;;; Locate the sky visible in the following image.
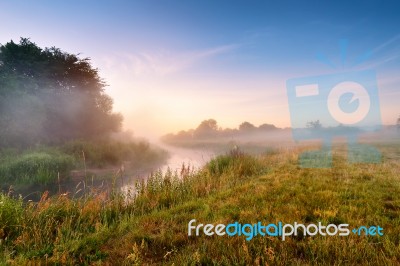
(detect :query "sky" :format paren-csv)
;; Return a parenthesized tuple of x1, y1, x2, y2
(1, 0, 400, 138)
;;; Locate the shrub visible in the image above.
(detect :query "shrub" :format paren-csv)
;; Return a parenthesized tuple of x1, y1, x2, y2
(62, 139, 168, 168)
(206, 148, 263, 177)
(0, 151, 74, 185)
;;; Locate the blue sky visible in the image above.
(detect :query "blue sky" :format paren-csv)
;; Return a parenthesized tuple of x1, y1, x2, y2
(1, 0, 399, 137)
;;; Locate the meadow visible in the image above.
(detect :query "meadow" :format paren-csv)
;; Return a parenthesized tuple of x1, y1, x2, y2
(0, 142, 399, 265)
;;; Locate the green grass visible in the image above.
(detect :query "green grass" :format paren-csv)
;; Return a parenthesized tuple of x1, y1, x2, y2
(62, 139, 168, 168)
(0, 144, 400, 265)
(0, 150, 74, 186)
(0, 139, 168, 188)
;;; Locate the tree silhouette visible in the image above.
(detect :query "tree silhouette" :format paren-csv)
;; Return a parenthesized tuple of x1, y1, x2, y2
(0, 38, 122, 147)
(194, 119, 219, 138)
(258, 123, 277, 131)
(239, 121, 256, 132)
(306, 120, 322, 129)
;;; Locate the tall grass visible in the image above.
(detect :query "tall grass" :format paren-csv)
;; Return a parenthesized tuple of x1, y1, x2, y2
(62, 139, 168, 168)
(0, 145, 400, 265)
(0, 139, 168, 188)
(0, 151, 74, 186)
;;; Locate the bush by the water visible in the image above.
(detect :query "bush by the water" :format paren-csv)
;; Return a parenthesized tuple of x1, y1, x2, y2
(0, 151, 74, 186)
(0, 139, 168, 188)
(206, 148, 263, 177)
(62, 139, 168, 168)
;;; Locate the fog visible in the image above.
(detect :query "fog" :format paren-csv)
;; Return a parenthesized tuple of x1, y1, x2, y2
(0, 89, 122, 148)
(156, 122, 399, 168)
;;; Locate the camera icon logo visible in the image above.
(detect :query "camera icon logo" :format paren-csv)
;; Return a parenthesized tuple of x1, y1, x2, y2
(287, 69, 382, 168)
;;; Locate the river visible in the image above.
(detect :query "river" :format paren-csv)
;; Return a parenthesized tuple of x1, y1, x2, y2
(12, 144, 215, 201)
(119, 143, 215, 194)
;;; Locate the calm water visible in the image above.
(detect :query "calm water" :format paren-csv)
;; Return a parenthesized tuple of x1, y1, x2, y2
(120, 144, 214, 194)
(10, 144, 215, 201)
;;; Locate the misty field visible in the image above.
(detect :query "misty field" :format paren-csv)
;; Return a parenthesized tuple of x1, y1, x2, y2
(0, 142, 400, 265)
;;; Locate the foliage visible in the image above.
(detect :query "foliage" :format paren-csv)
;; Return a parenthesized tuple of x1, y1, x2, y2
(239, 121, 257, 131)
(0, 38, 122, 148)
(193, 119, 219, 138)
(161, 118, 280, 143)
(62, 139, 168, 168)
(0, 151, 74, 186)
(0, 194, 24, 243)
(0, 140, 169, 187)
(397, 115, 400, 131)
(306, 119, 322, 129)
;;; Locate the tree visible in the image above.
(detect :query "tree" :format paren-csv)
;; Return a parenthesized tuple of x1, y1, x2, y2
(306, 120, 322, 130)
(397, 115, 400, 132)
(0, 38, 122, 147)
(239, 121, 256, 132)
(258, 123, 277, 131)
(193, 119, 219, 138)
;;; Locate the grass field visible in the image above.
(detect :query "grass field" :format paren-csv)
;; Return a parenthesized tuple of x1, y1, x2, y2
(0, 142, 399, 265)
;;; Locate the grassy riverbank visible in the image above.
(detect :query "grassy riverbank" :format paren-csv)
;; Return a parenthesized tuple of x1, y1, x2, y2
(0, 139, 168, 190)
(1, 144, 400, 265)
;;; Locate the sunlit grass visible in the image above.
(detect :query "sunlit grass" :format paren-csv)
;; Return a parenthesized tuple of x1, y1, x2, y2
(0, 144, 399, 265)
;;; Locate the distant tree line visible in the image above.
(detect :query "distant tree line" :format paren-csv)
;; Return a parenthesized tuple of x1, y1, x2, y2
(161, 119, 280, 142)
(0, 38, 122, 148)
(397, 115, 400, 131)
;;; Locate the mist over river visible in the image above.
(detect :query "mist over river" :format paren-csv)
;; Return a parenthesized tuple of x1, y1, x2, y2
(11, 143, 215, 201)
(119, 143, 215, 194)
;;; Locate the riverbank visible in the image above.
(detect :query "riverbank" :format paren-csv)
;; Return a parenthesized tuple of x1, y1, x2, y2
(1, 143, 399, 264)
(0, 139, 169, 201)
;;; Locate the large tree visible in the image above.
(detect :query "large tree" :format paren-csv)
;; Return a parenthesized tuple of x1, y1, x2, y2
(193, 119, 219, 138)
(239, 121, 256, 132)
(0, 38, 122, 147)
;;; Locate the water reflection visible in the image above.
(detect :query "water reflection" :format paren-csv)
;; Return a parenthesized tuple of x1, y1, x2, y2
(8, 145, 215, 201)
(120, 144, 214, 194)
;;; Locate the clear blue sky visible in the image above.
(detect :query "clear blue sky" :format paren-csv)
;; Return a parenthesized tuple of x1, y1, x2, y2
(1, 0, 399, 137)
